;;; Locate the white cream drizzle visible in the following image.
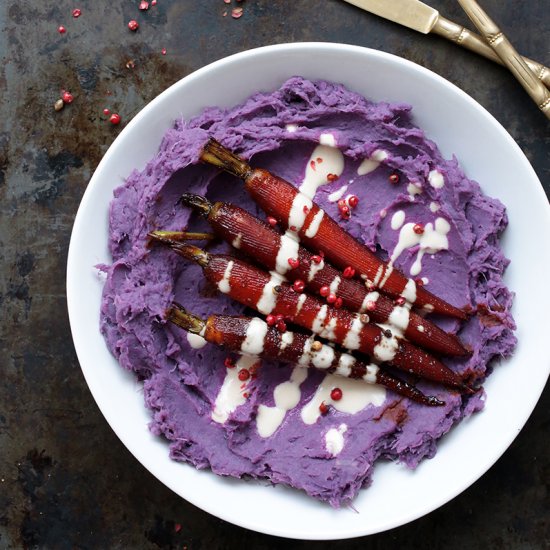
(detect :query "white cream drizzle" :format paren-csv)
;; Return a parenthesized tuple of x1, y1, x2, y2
(328, 185, 348, 202)
(430, 201, 440, 212)
(325, 424, 348, 456)
(301, 374, 386, 425)
(256, 271, 284, 315)
(428, 169, 445, 189)
(288, 193, 313, 232)
(275, 230, 300, 274)
(387, 305, 410, 336)
(299, 134, 344, 200)
(241, 318, 268, 355)
(373, 324, 399, 362)
(357, 149, 388, 176)
(186, 333, 207, 349)
(401, 279, 418, 303)
(363, 364, 379, 384)
(211, 355, 258, 424)
(311, 344, 335, 370)
(295, 293, 307, 315)
(307, 258, 325, 282)
(319, 317, 338, 341)
(379, 264, 393, 288)
(335, 353, 355, 377)
(329, 275, 341, 295)
(372, 265, 384, 287)
(312, 305, 329, 333)
(232, 233, 243, 249)
(305, 210, 324, 238)
(407, 182, 422, 198)
(359, 291, 380, 313)
(389, 218, 451, 277)
(285, 123, 298, 133)
(391, 210, 405, 230)
(256, 366, 308, 438)
(298, 337, 313, 366)
(319, 133, 337, 147)
(384, 280, 416, 336)
(342, 315, 364, 351)
(217, 260, 234, 293)
(280, 331, 294, 350)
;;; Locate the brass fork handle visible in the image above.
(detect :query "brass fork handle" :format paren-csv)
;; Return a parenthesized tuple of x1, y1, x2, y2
(433, 16, 550, 89)
(457, 0, 550, 120)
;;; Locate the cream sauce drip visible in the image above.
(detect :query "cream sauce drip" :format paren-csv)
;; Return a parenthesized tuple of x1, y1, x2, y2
(428, 169, 445, 189)
(301, 374, 386, 425)
(357, 149, 388, 176)
(407, 182, 423, 199)
(256, 366, 309, 438)
(328, 185, 348, 203)
(307, 258, 325, 282)
(211, 355, 259, 424)
(256, 271, 284, 315)
(241, 318, 268, 355)
(275, 230, 300, 274)
(342, 315, 364, 351)
(325, 424, 348, 456)
(359, 291, 380, 313)
(186, 333, 207, 349)
(232, 233, 243, 249)
(391, 210, 405, 230)
(373, 324, 399, 362)
(299, 134, 344, 200)
(295, 293, 307, 315)
(390, 217, 451, 277)
(305, 209, 324, 238)
(217, 260, 234, 293)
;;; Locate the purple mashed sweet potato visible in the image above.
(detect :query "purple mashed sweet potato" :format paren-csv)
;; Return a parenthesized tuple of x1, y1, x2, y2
(99, 77, 516, 507)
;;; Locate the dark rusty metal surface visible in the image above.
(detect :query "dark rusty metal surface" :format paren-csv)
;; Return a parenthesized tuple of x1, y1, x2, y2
(0, 0, 548, 547)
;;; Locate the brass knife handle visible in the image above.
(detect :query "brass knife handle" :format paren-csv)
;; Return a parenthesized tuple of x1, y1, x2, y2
(432, 16, 550, 89)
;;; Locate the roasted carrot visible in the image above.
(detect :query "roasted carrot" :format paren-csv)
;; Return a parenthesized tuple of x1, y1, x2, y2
(168, 303, 445, 406)
(150, 237, 469, 391)
(174, 194, 467, 356)
(200, 139, 466, 320)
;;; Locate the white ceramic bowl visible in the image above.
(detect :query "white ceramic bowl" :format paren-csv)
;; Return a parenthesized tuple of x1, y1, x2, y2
(66, 43, 550, 540)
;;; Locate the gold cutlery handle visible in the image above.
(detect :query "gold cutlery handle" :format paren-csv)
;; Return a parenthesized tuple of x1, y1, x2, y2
(433, 16, 550, 89)
(456, 0, 550, 120)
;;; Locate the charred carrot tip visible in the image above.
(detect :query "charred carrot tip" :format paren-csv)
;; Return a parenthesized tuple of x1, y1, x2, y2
(167, 303, 206, 335)
(179, 194, 213, 216)
(426, 396, 445, 407)
(171, 243, 210, 267)
(148, 230, 214, 243)
(460, 383, 477, 395)
(200, 139, 251, 179)
(150, 237, 210, 267)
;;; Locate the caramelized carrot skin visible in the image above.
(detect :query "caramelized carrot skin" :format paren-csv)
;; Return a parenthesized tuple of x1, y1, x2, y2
(209, 202, 280, 270)
(200, 253, 465, 389)
(244, 168, 466, 320)
(202, 314, 444, 406)
(206, 201, 467, 356)
(204, 254, 381, 351)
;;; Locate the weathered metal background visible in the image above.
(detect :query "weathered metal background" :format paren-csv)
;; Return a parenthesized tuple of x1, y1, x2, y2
(0, 1, 548, 547)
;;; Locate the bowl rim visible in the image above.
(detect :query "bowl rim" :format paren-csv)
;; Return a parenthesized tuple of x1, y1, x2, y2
(66, 41, 550, 540)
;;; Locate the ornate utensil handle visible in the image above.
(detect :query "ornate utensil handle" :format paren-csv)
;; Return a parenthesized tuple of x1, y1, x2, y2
(433, 15, 550, 90)
(455, 0, 550, 119)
